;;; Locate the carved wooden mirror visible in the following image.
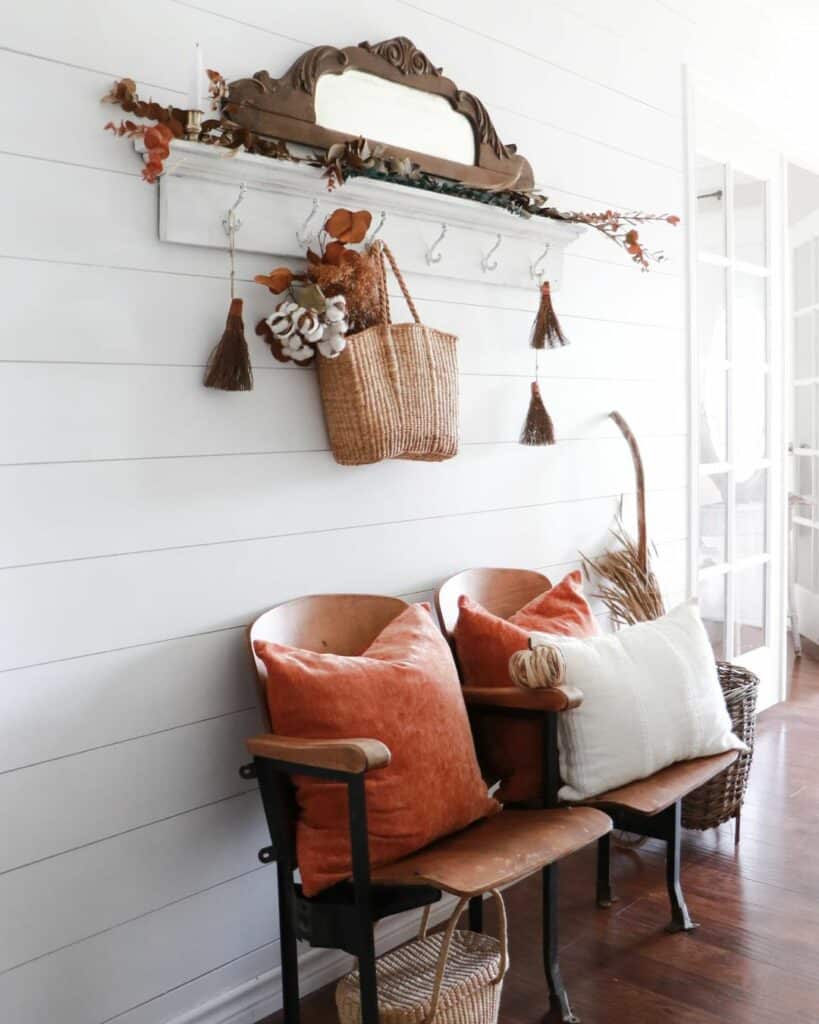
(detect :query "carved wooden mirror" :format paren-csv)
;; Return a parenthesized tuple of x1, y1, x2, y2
(224, 37, 534, 189)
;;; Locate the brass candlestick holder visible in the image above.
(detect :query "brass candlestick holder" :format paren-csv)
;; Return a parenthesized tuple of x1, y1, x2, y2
(185, 109, 203, 141)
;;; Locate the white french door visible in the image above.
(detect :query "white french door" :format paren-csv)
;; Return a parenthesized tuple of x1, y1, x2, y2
(790, 201, 819, 643)
(687, 80, 786, 711)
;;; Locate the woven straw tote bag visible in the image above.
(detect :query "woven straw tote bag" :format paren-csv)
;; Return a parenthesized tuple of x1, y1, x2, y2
(336, 890, 508, 1024)
(317, 241, 459, 466)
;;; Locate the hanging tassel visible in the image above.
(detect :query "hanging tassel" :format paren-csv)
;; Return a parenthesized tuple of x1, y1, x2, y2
(204, 298, 253, 391)
(530, 281, 568, 350)
(520, 380, 555, 446)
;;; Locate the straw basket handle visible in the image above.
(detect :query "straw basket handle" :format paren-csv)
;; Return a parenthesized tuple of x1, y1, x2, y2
(418, 889, 508, 1023)
(373, 240, 423, 327)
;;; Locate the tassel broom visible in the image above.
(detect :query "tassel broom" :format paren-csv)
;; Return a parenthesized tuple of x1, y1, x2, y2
(520, 380, 555, 445)
(204, 297, 253, 391)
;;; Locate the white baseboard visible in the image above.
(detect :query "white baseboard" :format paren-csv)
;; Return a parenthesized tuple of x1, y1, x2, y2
(166, 895, 460, 1024)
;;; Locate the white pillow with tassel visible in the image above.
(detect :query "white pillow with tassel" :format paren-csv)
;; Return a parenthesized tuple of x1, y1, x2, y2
(510, 600, 747, 802)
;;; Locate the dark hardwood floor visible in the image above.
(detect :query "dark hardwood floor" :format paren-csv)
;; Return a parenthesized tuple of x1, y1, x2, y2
(262, 646, 819, 1023)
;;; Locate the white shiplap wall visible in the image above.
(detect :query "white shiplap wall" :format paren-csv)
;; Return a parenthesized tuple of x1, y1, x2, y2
(0, 0, 719, 1021)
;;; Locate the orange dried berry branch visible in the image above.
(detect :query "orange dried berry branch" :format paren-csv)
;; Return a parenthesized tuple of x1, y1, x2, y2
(557, 210, 681, 270)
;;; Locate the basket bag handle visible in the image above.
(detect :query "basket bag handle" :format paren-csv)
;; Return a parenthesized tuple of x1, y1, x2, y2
(372, 240, 423, 327)
(418, 889, 508, 1023)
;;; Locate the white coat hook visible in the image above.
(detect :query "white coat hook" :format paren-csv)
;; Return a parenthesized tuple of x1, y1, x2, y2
(296, 198, 320, 247)
(481, 233, 502, 273)
(367, 210, 387, 245)
(425, 223, 448, 265)
(222, 182, 247, 235)
(530, 242, 551, 282)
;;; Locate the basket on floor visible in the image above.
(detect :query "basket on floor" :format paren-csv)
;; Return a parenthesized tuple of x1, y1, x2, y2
(336, 890, 508, 1024)
(317, 241, 458, 467)
(682, 661, 759, 831)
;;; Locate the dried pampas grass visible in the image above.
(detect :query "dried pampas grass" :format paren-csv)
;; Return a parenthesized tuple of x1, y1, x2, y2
(581, 518, 665, 628)
(581, 412, 665, 628)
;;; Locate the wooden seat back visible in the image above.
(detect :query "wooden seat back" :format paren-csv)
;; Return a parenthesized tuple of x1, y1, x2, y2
(435, 567, 552, 646)
(248, 594, 409, 729)
(244, 593, 407, 729)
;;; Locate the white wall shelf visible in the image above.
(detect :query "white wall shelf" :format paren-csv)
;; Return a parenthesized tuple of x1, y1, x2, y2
(138, 140, 584, 291)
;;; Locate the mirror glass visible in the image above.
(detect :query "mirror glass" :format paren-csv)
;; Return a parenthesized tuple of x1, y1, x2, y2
(314, 69, 476, 165)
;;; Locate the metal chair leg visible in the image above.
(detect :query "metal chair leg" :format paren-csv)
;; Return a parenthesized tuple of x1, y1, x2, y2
(664, 800, 699, 933)
(734, 807, 742, 846)
(469, 894, 484, 932)
(543, 864, 580, 1024)
(595, 833, 618, 908)
(276, 858, 301, 1023)
(348, 776, 379, 1024)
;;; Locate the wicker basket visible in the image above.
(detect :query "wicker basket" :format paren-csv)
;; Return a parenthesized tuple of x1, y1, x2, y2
(682, 661, 759, 831)
(336, 891, 508, 1024)
(317, 241, 458, 466)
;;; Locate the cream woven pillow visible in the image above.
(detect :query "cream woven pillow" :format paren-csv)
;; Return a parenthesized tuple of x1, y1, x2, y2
(521, 601, 746, 802)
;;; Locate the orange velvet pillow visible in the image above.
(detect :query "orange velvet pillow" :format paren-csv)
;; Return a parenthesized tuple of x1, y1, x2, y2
(453, 571, 598, 805)
(254, 603, 498, 897)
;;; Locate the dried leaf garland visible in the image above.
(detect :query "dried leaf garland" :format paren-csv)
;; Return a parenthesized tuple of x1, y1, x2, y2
(102, 75, 678, 269)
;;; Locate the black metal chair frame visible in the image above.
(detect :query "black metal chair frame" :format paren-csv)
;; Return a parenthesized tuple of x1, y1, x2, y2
(594, 801, 697, 933)
(471, 704, 699, 936)
(242, 707, 584, 1024)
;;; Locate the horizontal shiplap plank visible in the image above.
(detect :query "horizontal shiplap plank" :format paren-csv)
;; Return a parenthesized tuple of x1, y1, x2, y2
(0, 362, 685, 464)
(0, 710, 259, 872)
(1, 488, 686, 671)
(1, 435, 687, 568)
(0, 257, 683, 372)
(0, 791, 268, 973)
(0, 868, 277, 1024)
(0, 628, 252, 773)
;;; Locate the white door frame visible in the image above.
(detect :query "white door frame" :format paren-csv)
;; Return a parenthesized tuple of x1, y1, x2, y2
(684, 66, 788, 711)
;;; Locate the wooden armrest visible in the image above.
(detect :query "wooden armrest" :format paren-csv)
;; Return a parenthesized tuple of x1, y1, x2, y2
(461, 685, 583, 713)
(246, 735, 391, 774)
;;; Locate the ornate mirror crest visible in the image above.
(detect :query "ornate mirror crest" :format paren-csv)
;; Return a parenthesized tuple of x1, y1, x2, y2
(224, 36, 534, 190)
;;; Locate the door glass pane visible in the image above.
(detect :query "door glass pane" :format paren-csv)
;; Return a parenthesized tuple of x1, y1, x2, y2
(734, 368, 768, 468)
(796, 523, 813, 588)
(735, 467, 767, 559)
(733, 171, 766, 266)
(734, 563, 767, 654)
(696, 158, 726, 256)
(699, 573, 727, 660)
(795, 314, 813, 379)
(697, 263, 727, 364)
(795, 455, 813, 504)
(700, 368, 727, 464)
(700, 473, 728, 567)
(794, 241, 813, 310)
(814, 310, 819, 376)
(795, 384, 813, 449)
(734, 273, 767, 365)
